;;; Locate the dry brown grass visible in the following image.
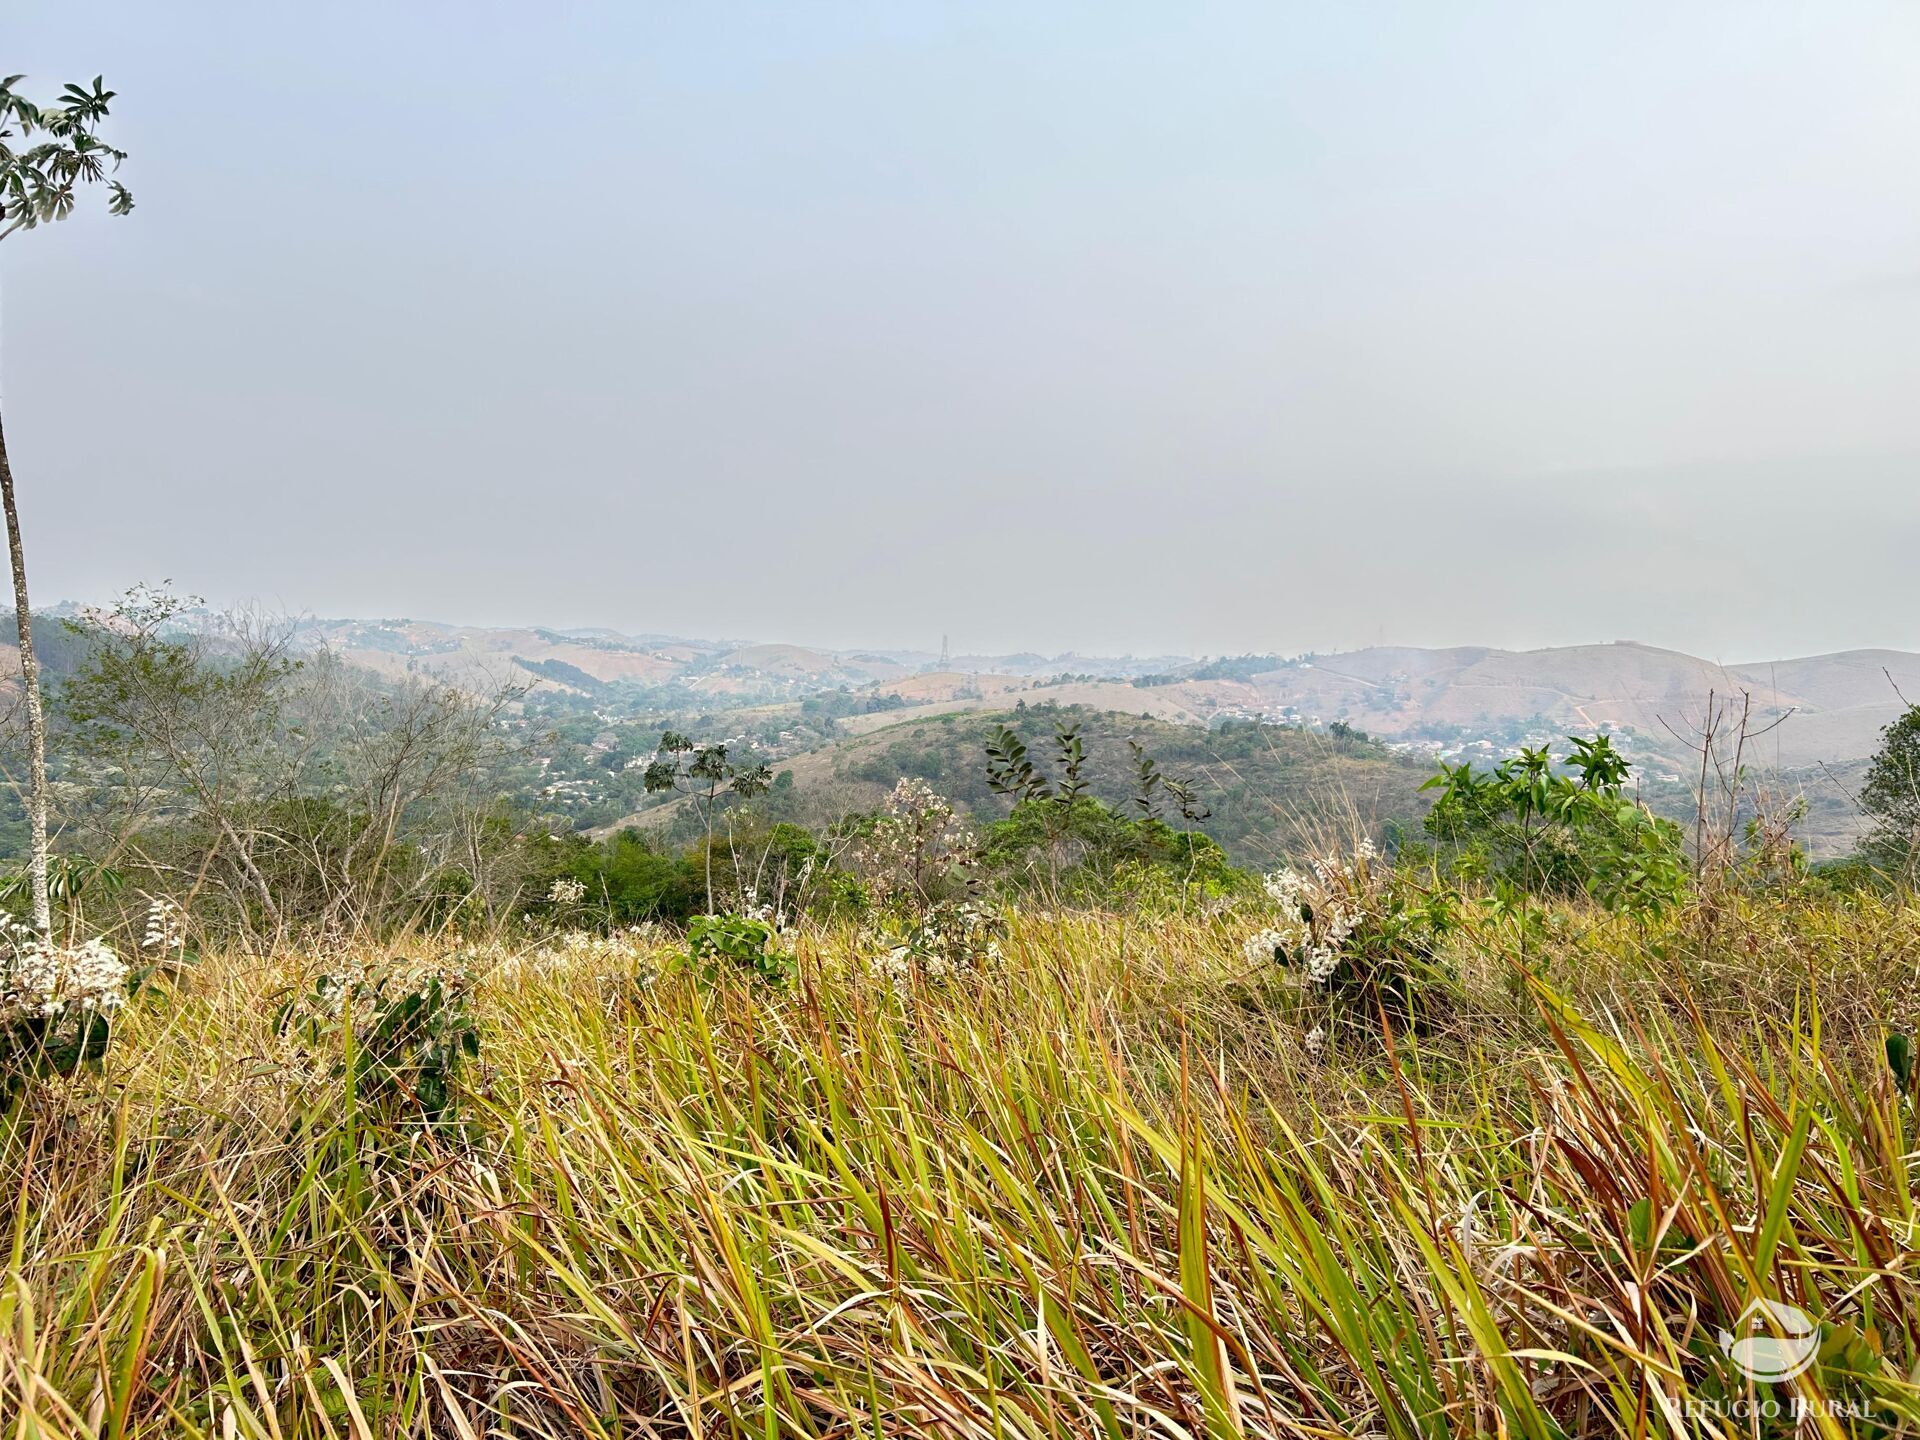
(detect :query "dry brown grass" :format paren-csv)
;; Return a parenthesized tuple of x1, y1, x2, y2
(4, 896, 1918, 1437)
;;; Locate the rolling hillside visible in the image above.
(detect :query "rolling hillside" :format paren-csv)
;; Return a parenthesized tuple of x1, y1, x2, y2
(1152, 641, 1920, 770)
(5, 609, 1900, 858)
(284, 621, 1919, 774)
(597, 705, 1440, 867)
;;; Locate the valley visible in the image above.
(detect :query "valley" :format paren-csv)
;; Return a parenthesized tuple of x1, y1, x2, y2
(274, 616, 1900, 858)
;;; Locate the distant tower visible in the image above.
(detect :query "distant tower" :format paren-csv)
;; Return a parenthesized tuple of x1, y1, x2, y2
(940, 634, 950, 668)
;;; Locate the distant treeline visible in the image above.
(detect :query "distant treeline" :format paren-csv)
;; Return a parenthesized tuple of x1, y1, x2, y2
(1133, 654, 1288, 686)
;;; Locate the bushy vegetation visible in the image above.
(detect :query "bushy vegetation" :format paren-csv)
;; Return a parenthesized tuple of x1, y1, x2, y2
(1420, 733, 1690, 916)
(7, 582, 1920, 1436)
(1861, 705, 1920, 881)
(8, 56, 1915, 1436)
(830, 704, 1432, 863)
(6, 877, 1920, 1436)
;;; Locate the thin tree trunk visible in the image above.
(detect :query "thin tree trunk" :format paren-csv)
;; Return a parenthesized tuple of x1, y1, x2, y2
(203, 806, 281, 944)
(0, 408, 52, 940)
(702, 790, 716, 914)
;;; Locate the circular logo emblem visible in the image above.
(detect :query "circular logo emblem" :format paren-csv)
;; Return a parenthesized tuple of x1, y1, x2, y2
(1718, 1299, 1819, 1383)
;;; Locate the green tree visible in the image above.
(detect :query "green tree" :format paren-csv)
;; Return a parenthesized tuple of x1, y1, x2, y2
(0, 75, 132, 939)
(642, 732, 772, 912)
(1421, 734, 1687, 917)
(1861, 706, 1920, 878)
(983, 723, 1233, 902)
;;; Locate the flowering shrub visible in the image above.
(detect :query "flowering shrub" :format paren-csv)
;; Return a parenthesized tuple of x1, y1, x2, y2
(846, 783, 1005, 991)
(0, 919, 130, 1091)
(1243, 841, 1380, 980)
(849, 779, 980, 910)
(141, 895, 187, 956)
(508, 925, 665, 979)
(866, 899, 1005, 992)
(1244, 840, 1453, 1049)
(547, 876, 588, 907)
(273, 961, 479, 1127)
(684, 910, 794, 988)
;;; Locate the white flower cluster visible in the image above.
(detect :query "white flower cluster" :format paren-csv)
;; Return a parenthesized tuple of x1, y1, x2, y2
(311, 960, 369, 1017)
(867, 947, 915, 992)
(737, 887, 789, 934)
(547, 877, 588, 906)
(867, 900, 1003, 993)
(1242, 927, 1290, 965)
(0, 920, 129, 1024)
(68, 940, 131, 1013)
(854, 779, 978, 905)
(142, 895, 187, 953)
(499, 925, 667, 981)
(1250, 838, 1381, 988)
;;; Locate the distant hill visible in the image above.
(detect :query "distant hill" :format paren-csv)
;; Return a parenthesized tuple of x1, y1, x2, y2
(246, 624, 1920, 860)
(16, 609, 1895, 857)
(597, 705, 1440, 868)
(274, 622, 1919, 772)
(1150, 641, 1920, 770)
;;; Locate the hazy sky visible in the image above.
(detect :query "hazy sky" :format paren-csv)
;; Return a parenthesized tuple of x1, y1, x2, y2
(5, 3, 1918, 660)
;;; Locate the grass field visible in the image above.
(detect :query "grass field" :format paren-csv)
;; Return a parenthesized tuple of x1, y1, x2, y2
(5, 897, 1920, 1438)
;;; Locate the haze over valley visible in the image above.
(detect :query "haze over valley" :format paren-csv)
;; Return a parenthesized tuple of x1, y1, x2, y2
(77, 607, 1901, 859)
(7, 6, 1920, 1433)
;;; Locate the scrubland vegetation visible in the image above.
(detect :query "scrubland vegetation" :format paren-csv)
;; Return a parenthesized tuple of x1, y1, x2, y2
(7, 875, 1920, 1438)
(6, 665, 1920, 1437)
(11, 66, 1920, 1440)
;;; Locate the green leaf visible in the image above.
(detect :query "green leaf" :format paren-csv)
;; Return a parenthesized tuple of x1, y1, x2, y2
(1887, 1032, 1914, 1090)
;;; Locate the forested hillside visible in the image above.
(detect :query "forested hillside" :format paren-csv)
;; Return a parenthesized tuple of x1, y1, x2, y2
(616, 704, 1437, 866)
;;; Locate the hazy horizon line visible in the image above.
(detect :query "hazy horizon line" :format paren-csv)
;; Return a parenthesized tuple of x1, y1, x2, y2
(17, 595, 1914, 674)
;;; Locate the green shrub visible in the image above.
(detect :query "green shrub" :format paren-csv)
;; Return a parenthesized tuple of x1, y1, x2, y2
(1422, 735, 1687, 917)
(1244, 841, 1456, 1049)
(865, 898, 1005, 991)
(684, 913, 794, 988)
(274, 961, 480, 1128)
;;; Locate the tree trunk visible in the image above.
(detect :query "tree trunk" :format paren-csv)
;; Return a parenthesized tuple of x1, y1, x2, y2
(0, 408, 52, 940)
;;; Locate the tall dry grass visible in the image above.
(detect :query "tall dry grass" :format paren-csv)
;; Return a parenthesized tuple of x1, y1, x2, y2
(4, 898, 1918, 1437)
